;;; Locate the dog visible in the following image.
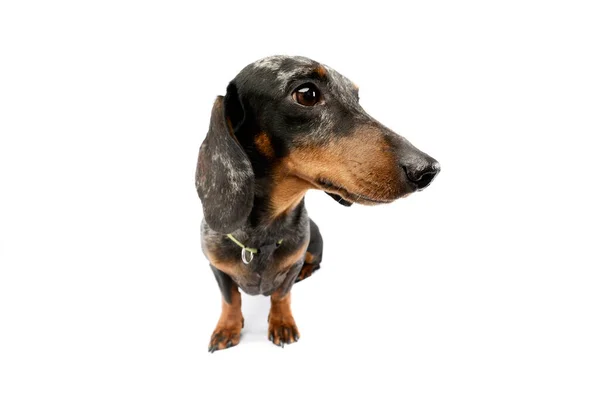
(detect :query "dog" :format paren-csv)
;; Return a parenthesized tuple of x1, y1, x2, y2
(196, 56, 440, 352)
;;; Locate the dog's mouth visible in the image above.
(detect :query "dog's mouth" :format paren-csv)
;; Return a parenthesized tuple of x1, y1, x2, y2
(325, 192, 354, 207)
(318, 178, 394, 207)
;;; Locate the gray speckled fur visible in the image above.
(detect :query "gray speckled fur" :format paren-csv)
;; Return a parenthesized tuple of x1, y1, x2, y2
(195, 97, 255, 234)
(246, 56, 366, 142)
(196, 55, 439, 299)
(200, 208, 310, 296)
(196, 56, 373, 296)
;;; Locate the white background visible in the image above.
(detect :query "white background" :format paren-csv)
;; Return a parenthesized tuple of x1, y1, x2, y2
(1, 1, 599, 399)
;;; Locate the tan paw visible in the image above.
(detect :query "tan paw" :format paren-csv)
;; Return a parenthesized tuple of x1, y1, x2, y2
(208, 326, 241, 353)
(268, 318, 300, 347)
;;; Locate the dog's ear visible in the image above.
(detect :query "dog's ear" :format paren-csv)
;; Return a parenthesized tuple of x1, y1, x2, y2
(196, 91, 254, 233)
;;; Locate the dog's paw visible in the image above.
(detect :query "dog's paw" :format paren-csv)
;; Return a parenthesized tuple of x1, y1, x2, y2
(268, 318, 300, 347)
(295, 263, 320, 283)
(208, 326, 241, 353)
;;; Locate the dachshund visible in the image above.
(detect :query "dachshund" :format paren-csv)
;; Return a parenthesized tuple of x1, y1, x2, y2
(196, 56, 440, 352)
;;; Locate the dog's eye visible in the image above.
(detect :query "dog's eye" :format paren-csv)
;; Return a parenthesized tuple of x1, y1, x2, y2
(292, 83, 320, 107)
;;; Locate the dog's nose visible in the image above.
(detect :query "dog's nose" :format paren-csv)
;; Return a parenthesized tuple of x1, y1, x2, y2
(404, 160, 440, 190)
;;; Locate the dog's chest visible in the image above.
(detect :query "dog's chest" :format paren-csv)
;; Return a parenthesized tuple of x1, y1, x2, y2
(229, 253, 298, 295)
(209, 240, 309, 296)
(201, 219, 310, 296)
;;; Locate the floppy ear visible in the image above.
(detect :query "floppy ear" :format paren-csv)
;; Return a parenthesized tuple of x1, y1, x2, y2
(196, 94, 254, 233)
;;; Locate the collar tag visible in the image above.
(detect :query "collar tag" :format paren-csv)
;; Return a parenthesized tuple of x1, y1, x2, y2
(241, 247, 254, 264)
(226, 233, 283, 265)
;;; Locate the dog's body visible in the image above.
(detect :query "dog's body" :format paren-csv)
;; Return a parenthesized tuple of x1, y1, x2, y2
(196, 56, 439, 351)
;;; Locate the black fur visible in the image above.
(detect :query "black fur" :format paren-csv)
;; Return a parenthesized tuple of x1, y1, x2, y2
(210, 264, 233, 304)
(307, 219, 324, 266)
(196, 56, 440, 349)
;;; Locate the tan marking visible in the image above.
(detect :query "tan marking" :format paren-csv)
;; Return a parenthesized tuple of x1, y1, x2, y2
(255, 132, 275, 158)
(268, 291, 299, 345)
(296, 262, 316, 282)
(267, 128, 399, 219)
(284, 128, 402, 203)
(315, 65, 327, 77)
(304, 251, 315, 264)
(209, 284, 243, 351)
(268, 165, 317, 219)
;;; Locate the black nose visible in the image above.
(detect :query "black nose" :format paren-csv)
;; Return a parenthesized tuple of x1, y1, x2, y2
(404, 161, 440, 190)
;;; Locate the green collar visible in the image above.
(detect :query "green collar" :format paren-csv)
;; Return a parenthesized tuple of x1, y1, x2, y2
(226, 233, 283, 264)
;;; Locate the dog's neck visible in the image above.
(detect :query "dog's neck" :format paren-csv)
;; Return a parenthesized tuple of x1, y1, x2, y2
(220, 174, 308, 249)
(235, 130, 314, 233)
(249, 172, 312, 227)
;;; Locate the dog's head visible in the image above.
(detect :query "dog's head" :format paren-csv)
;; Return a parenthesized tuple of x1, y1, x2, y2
(197, 56, 440, 232)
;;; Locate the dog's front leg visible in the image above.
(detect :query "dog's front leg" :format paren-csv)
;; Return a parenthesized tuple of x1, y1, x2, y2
(268, 261, 303, 347)
(208, 265, 244, 352)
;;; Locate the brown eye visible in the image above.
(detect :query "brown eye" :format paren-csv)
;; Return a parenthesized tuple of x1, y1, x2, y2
(292, 83, 320, 106)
